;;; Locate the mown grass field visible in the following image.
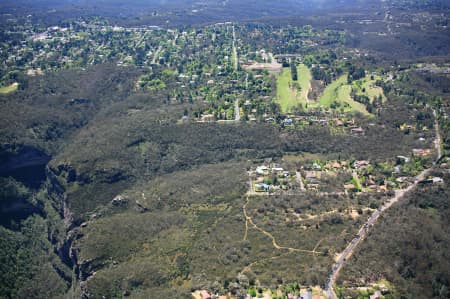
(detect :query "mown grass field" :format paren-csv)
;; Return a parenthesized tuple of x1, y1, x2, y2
(276, 64, 312, 113)
(0, 83, 18, 94)
(318, 75, 369, 115)
(352, 75, 386, 102)
(297, 64, 312, 103)
(277, 68, 380, 115)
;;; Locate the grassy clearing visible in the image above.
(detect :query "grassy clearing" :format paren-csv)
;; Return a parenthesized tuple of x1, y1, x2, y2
(318, 75, 369, 115)
(276, 64, 312, 113)
(352, 75, 386, 102)
(0, 82, 18, 94)
(297, 64, 312, 103)
(277, 70, 370, 115)
(277, 67, 297, 112)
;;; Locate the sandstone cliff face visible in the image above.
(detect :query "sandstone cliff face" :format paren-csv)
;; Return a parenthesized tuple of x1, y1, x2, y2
(46, 162, 92, 295)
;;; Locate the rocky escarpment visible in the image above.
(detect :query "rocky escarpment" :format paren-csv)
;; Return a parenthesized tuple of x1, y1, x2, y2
(46, 161, 132, 297)
(1, 143, 134, 296)
(0, 144, 80, 292)
(46, 163, 86, 294)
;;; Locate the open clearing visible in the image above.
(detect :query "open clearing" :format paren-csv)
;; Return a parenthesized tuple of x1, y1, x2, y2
(0, 82, 18, 94)
(297, 64, 312, 104)
(318, 75, 369, 115)
(277, 69, 375, 115)
(276, 64, 312, 113)
(352, 75, 386, 102)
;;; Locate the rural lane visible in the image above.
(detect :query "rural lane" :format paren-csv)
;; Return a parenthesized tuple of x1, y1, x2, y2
(325, 110, 442, 299)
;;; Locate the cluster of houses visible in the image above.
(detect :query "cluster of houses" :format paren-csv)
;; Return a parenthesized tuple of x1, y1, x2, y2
(304, 156, 446, 192)
(254, 165, 292, 192)
(369, 290, 383, 299)
(266, 116, 366, 135)
(250, 156, 435, 194)
(419, 176, 444, 185)
(193, 288, 319, 299)
(287, 289, 315, 299)
(304, 160, 369, 192)
(197, 109, 368, 136)
(412, 148, 432, 157)
(193, 290, 227, 299)
(251, 159, 374, 194)
(439, 156, 450, 169)
(251, 160, 346, 193)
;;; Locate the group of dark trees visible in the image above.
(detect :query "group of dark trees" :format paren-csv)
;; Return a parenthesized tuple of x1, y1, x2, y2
(311, 66, 333, 84)
(291, 61, 298, 81)
(347, 65, 366, 83)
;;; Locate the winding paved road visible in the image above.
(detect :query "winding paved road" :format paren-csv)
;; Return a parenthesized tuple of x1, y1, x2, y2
(235, 99, 241, 121)
(325, 110, 442, 299)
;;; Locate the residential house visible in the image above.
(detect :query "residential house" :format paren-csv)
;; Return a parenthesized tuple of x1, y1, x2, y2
(351, 127, 365, 135)
(335, 119, 344, 126)
(287, 289, 312, 299)
(255, 183, 270, 192)
(430, 177, 444, 184)
(300, 288, 313, 299)
(365, 175, 376, 186)
(395, 177, 410, 183)
(308, 183, 320, 191)
(312, 162, 322, 170)
(354, 160, 370, 169)
(396, 155, 410, 163)
(200, 290, 212, 299)
(345, 119, 355, 126)
(344, 184, 356, 191)
(319, 119, 328, 126)
(368, 184, 378, 190)
(412, 148, 432, 157)
(256, 165, 269, 175)
(201, 114, 216, 122)
(331, 162, 341, 170)
(284, 118, 293, 125)
(378, 185, 388, 192)
(369, 290, 382, 299)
